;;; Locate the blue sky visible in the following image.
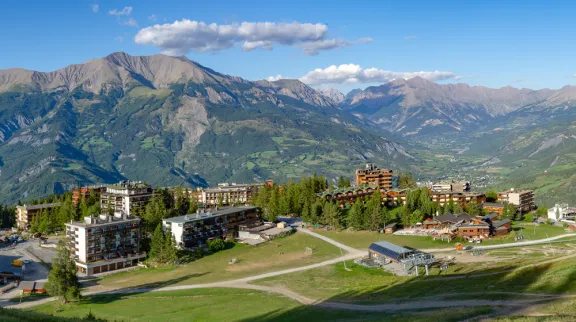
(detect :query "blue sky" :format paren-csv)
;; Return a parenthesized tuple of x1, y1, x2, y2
(2, 0, 576, 93)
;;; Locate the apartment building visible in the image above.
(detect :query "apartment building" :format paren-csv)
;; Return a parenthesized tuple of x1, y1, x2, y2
(430, 192, 486, 207)
(201, 183, 265, 205)
(498, 189, 535, 213)
(355, 164, 394, 191)
(431, 181, 470, 193)
(162, 206, 261, 249)
(72, 185, 107, 206)
(65, 213, 145, 275)
(100, 181, 153, 216)
(16, 203, 61, 230)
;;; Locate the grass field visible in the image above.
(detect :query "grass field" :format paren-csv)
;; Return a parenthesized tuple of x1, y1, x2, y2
(255, 244, 576, 303)
(100, 232, 340, 289)
(28, 288, 494, 322)
(314, 222, 571, 250)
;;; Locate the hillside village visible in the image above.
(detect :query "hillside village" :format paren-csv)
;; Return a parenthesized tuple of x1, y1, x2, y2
(2, 164, 574, 277)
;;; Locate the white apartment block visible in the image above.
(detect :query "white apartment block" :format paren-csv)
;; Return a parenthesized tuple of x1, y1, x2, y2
(201, 183, 264, 205)
(100, 181, 153, 216)
(65, 213, 145, 275)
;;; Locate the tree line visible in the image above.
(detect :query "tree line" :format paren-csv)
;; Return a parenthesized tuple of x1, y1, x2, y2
(251, 176, 525, 231)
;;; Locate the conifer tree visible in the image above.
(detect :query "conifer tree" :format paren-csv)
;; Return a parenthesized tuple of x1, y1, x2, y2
(46, 239, 81, 304)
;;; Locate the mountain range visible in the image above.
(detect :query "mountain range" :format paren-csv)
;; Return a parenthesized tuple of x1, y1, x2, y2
(340, 77, 576, 136)
(0, 52, 412, 203)
(2, 52, 576, 205)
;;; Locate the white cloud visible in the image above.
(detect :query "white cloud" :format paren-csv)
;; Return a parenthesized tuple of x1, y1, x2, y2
(404, 35, 417, 40)
(299, 64, 456, 85)
(134, 20, 368, 55)
(91, 4, 99, 13)
(109, 6, 132, 16)
(296, 38, 372, 56)
(242, 40, 274, 52)
(124, 18, 138, 28)
(114, 36, 124, 42)
(148, 14, 157, 22)
(266, 74, 283, 82)
(513, 78, 526, 83)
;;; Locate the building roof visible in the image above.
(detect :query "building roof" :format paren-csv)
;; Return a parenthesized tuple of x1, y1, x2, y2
(435, 213, 473, 223)
(18, 281, 35, 291)
(320, 185, 375, 197)
(164, 206, 258, 224)
(369, 241, 413, 260)
(106, 181, 152, 189)
(458, 223, 490, 228)
(17, 203, 61, 211)
(492, 219, 512, 228)
(65, 214, 140, 228)
(385, 223, 397, 228)
(481, 214, 499, 220)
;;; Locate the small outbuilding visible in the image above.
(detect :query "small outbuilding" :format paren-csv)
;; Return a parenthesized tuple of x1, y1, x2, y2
(384, 223, 397, 234)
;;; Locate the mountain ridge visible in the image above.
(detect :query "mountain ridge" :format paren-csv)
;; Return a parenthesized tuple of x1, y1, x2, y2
(0, 52, 414, 203)
(343, 76, 576, 136)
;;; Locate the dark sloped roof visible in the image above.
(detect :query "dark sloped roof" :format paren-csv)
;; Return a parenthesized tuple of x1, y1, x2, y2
(369, 241, 413, 260)
(492, 219, 511, 228)
(482, 214, 499, 220)
(435, 213, 473, 223)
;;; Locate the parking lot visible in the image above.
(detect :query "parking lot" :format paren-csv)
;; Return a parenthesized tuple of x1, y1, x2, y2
(0, 241, 50, 282)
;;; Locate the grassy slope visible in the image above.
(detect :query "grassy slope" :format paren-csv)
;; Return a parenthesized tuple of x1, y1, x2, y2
(99, 232, 340, 289)
(255, 243, 576, 303)
(28, 288, 494, 322)
(313, 223, 570, 250)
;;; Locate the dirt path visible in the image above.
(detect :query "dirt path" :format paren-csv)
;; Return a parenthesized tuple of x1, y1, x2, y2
(424, 234, 576, 253)
(295, 227, 364, 255)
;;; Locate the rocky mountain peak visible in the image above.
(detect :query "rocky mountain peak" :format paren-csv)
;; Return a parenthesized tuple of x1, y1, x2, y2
(320, 88, 346, 104)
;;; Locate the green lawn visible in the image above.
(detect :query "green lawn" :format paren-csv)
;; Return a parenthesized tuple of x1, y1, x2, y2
(314, 223, 572, 250)
(100, 232, 340, 289)
(255, 251, 576, 304)
(28, 288, 494, 322)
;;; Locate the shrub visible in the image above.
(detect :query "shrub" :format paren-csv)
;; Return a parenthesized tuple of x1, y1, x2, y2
(208, 238, 226, 253)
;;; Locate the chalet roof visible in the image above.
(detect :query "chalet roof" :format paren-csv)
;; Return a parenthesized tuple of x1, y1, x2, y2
(320, 185, 375, 197)
(481, 214, 499, 220)
(385, 223, 397, 228)
(492, 219, 512, 228)
(435, 213, 473, 223)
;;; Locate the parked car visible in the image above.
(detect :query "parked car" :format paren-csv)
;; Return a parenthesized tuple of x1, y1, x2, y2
(11, 260, 23, 267)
